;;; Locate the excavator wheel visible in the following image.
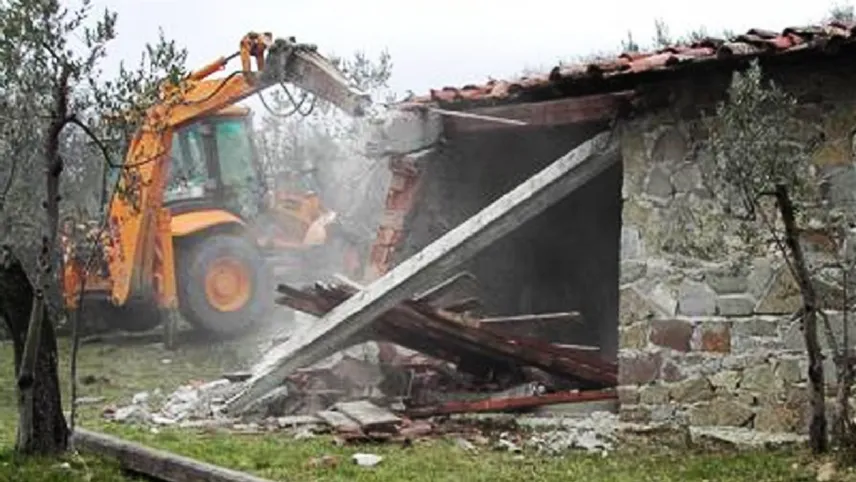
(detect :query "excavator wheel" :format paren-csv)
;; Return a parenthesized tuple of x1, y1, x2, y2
(176, 233, 273, 338)
(78, 294, 163, 334)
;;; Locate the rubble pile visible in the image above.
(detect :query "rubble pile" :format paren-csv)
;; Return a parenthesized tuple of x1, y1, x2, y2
(525, 411, 619, 454)
(104, 272, 629, 452)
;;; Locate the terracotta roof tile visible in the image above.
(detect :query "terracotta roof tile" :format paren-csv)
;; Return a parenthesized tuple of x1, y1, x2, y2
(406, 20, 856, 109)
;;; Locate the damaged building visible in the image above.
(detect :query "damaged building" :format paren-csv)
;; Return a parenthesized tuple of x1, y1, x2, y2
(345, 22, 856, 434)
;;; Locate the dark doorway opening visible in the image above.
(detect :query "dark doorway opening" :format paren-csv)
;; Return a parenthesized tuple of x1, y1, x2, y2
(395, 121, 623, 363)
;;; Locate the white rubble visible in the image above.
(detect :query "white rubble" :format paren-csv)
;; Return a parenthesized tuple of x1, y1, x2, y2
(689, 426, 808, 448)
(352, 453, 383, 467)
(524, 411, 619, 455)
(108, 379, 244, 426)
(113, 404, 150, 424)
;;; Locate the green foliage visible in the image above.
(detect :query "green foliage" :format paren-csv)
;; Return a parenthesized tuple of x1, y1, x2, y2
(828, 3, 856, 22)
(652, 19, 673, 48)
(619, 19, 734, 55)
(0, 0, 188, 227)
(621, 31, 640, 53)
(330, 49, 393, 93)
(87, 27, 188, 153)
(703, 60, 816, 217)
(0, 0, 116, 266)
(83, 29, 188, 214)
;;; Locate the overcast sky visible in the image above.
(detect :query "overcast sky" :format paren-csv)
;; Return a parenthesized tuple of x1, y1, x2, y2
(87, 0, 837, 97)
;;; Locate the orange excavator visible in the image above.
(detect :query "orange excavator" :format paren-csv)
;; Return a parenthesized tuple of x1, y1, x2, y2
(60, 32, 371, 337)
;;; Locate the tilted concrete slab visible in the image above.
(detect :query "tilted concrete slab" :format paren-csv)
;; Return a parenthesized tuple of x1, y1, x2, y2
(222, 129, 621, 415)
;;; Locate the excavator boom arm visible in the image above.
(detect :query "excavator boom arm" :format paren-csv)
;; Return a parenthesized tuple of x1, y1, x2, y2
(102, 33, 370, 306)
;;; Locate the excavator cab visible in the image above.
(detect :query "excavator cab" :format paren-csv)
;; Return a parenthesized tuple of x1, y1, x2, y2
(164, 106, 265, 220)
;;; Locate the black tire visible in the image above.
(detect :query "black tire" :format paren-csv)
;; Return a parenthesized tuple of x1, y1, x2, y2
(176, 233, 273, 338)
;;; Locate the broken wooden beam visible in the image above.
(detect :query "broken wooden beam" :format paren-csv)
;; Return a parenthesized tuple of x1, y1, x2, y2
(435, 91, 635, 134)
(441, 297, 482, 313)
(414, 271, 480, 308)
(406, 389, 618, 417)
(276, 283, 617, 387)
(72, 428, 275, 482)
(479, 312, 580, 324)
(223, 131, 620, 415)
(479, 312, 582, 340)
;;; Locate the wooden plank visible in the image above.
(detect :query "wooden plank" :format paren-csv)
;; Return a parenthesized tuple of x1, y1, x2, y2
(414, 271, 480, 308)
(406, 389, 618, 417)
(333, 400, 401, 429)
(223, 130, 620, 415)
(478, 312, 582, 341)
(72, 428, 275, 482)
(442, 297, 483, 313)
(442, 92, 633, 134)
(278, 277, 618, 387)
(553, 343, 600, 352)
(479, 312, 580, 324)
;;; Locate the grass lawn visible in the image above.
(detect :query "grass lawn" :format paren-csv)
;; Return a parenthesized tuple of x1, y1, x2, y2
(0, 333, 845, 482)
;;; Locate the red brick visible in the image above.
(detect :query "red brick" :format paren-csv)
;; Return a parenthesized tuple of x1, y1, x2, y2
(649, 319, 693, 352)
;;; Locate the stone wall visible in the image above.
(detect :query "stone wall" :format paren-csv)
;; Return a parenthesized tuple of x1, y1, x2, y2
(616, 64, 856, 434)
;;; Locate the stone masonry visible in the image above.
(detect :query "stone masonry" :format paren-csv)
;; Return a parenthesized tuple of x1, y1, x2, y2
(616, 67, 856, 434)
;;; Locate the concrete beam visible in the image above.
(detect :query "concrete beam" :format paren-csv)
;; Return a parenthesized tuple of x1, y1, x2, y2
(223, 130, 621, 415)
(365, 108, 443, 157)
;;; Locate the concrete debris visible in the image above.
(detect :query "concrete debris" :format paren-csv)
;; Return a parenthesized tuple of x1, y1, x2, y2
(525, 412, 618, 455)
(105, 379, 244, 426)
(113, 405, 150, 424)
(688, 426, 808, 449)
(293, 427, 317, 440)
(816, 461, 837, 482)
(132, 391, 150, 405)
(352, 453, 383, 467)
(455, 437, 477, 452)
(333, 400, 401, 431)
(316, 410, 361, 433)
(275, 415, 323, 429)
(495, 436, 523, 454)
(102, 275, 625, 450)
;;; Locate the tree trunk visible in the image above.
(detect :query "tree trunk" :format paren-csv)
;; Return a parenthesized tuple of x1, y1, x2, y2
(0, 246, 68, 455)
(775, 184, 828, 454)
(834, 269, 854, 444)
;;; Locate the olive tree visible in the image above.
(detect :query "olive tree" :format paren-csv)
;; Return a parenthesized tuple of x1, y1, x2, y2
(703, 60, 839, 453)
(0, 0, 186, 454)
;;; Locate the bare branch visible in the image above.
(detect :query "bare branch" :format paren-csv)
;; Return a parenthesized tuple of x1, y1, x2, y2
(64, 115, 117, 168)
(0, 155, 21, 213)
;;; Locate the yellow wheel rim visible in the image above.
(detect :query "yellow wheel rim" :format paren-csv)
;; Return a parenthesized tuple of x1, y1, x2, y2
(204, 256, 252, 312)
